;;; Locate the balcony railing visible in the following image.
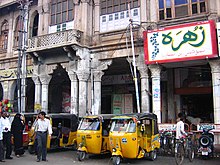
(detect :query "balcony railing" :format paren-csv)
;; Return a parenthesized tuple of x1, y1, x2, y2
(27, 29, 83, 52)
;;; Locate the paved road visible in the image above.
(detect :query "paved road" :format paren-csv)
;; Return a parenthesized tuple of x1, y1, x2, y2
(3, 149, 220, 165)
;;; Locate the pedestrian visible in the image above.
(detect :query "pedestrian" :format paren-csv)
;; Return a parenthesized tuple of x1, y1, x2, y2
(0, 112, 5, 162)
(176, 112, 187, 140)
(11, 113, 25, 157)
(1, 111, 13, 159)
(35, 111, 52, 162)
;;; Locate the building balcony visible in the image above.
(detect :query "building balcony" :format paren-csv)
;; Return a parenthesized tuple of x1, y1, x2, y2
(0, 0, 17, 8)
(27, 29, 83, 53)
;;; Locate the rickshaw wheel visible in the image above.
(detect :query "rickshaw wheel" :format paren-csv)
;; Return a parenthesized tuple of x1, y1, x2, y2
(77, 151, 86, 161)
(112, 156, 121, 165)
(28, 145, 35, 154)
(149, 150, 157, 161)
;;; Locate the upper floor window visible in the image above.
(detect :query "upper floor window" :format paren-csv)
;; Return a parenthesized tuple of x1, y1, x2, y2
(100, 0, 140, 15)
(14, 17, 22, 48)
(0, 20, 9, 52)
(159, 0, 207, 20)
(50, 0, 74, 25)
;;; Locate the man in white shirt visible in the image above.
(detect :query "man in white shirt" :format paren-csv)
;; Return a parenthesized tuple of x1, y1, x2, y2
(0, 113, 5, 162)
(1, 111, 12, 159)
(176, 112, 187, 140)
(35, 111, 52, 162)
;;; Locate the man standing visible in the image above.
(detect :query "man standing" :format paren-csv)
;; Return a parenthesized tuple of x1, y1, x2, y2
(176, 112, 187, 140)
(35, 111, 52, 162)
(0, 113, 5, 162)
(2, 111, 13, 159)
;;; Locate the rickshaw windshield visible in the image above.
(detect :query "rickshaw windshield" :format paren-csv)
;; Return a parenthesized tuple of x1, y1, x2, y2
(110, 119, 136, 133)
(78, 118, 100, 131)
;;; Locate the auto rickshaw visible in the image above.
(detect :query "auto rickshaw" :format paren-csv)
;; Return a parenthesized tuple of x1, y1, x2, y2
(28, 113, 78, 154)
(109, 113, 160, 165)
(77, 114, 115, 161)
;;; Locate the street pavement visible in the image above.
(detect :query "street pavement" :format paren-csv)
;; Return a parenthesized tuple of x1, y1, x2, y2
(2, 149, 220, 165)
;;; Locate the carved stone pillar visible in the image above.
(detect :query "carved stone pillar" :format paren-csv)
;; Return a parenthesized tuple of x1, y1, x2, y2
(77, 71, 90, 117)
(149, 65, 162, 123)
(91, 59, 112, 114)
(39, 74, 52, 113)
(68, 72, 78, 115)
(32, 76, 41, 113)
(138, 65, 150, 113)
(209, 60, 220, 124)
(92, 70, 104, 115)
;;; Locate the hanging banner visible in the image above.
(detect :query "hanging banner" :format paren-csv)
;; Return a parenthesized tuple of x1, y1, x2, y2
(144, 20, 218, 64)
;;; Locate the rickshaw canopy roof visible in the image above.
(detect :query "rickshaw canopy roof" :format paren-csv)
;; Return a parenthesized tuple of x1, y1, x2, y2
(111, 113, 158, 121)
(81, 114, 116, 120)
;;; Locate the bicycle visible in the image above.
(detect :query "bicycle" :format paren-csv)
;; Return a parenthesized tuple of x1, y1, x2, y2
(175, 133, 195, 165)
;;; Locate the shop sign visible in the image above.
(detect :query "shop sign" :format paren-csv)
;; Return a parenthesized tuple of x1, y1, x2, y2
(144, 20, 218, 64)
(102, 74, 133, 85)
(0, 66, 33, 81)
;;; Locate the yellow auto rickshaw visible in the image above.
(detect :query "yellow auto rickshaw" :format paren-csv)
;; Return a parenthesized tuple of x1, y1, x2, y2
(28, 113, 78, 154)
(109, 113, 160, 165)
(77, 114, 115, 161)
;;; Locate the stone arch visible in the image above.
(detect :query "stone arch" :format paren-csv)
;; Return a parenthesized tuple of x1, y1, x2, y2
(12, 78, 35, 113)
(48, 64, 71, 113)
(0, 82, 3, 101)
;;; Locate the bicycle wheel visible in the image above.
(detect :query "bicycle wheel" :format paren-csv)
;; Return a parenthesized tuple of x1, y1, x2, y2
(188, 147, 195, 162)
(175, 143, 184, 165)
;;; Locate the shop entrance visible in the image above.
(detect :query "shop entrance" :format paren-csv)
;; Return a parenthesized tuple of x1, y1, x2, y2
(181, 94, 213, 123)
(101, 58, 140, 114)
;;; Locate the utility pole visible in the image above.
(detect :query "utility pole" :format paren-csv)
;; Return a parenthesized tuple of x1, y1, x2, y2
(17, 0, 29, 113)
(128, 2, 141, 113)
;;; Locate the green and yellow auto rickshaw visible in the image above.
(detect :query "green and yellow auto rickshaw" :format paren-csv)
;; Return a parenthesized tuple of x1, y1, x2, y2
(109, 113, 160, 165)
(28, 113, 78, 154)
(77, 114, 115, 161)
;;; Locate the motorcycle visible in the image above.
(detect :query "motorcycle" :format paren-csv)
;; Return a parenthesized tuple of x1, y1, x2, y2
(197, 128, 214, 159)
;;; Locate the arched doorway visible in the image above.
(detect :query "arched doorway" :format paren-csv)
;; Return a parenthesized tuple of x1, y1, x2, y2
(0, 83, 3, 101)
(102, 57, 140, 114)
(49, 64, 71, 113)
(13, 78, 35, 112)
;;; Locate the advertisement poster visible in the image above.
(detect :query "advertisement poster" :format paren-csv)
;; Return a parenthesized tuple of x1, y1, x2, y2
(112, 94, 123, 114)
(124, 94, 133, 113)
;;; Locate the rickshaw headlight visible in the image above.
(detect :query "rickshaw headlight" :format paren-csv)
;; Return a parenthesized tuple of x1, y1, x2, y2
(112, 148, 116, 152)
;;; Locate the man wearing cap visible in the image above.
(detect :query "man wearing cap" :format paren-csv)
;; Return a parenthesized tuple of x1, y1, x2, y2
(1, 111, 12, 159)
(35, 111, 52, 162)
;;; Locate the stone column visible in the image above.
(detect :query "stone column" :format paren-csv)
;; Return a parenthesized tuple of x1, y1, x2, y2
(77, 71, 90, 117)
(167, 69, 175, 123)
(68, 72, 78, 115)
(209, 60, 220, 124)
(32, 76, 41, 113)
(39, 74, 52, 113)
(138, 65, 150, 113)
(92, 70, 104, 115)
(149, 65, 162, 123)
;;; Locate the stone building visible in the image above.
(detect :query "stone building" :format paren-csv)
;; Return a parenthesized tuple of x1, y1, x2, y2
(0, 0, 220, 125)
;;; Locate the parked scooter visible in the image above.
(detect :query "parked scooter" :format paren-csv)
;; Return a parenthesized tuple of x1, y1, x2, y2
(197, 128, 214, 159)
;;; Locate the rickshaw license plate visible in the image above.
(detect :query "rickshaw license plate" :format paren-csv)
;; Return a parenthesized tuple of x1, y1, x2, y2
(202, 151, 208, 155)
